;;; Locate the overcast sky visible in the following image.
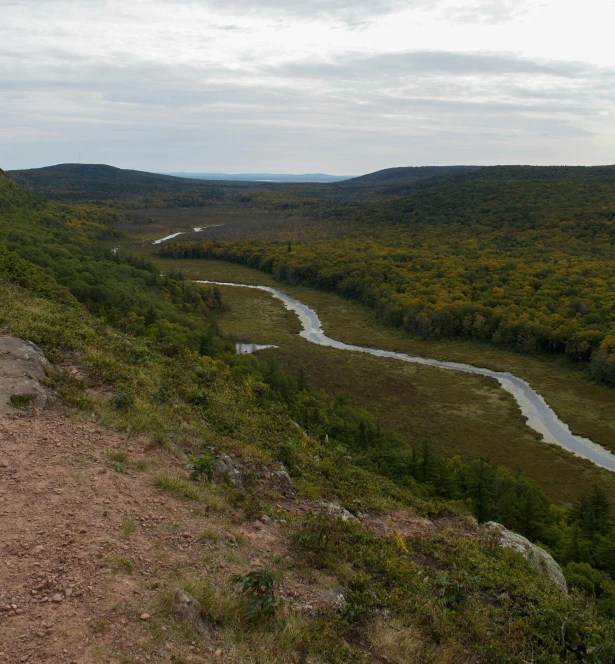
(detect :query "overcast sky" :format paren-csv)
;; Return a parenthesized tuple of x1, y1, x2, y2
(2, 0, 614, 174)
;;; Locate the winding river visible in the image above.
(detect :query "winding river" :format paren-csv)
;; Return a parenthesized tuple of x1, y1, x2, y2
(153, 225, 224, 245)
(197, 279, 615, 472)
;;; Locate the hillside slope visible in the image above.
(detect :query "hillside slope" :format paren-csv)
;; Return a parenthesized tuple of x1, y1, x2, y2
(3, 168, 615, 661)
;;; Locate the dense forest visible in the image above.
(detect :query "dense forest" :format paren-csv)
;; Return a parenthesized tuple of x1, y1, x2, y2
(162, 165, 615, 384)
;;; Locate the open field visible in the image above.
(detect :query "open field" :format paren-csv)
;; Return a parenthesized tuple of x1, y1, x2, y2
(105, 239, 615, 504)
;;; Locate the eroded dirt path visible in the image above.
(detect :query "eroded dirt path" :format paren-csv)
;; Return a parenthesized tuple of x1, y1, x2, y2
(0, 411, 358, 664)
(0, 413, 279, 663)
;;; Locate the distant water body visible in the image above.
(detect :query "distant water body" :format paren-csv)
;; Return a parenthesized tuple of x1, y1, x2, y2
(197, 279, 615, 473)
(152, 225, 224, 245)
(236, 343, 278, 354)
(165, 172, 353, 183)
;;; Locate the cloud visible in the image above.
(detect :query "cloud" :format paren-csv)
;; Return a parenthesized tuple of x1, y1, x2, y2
(173, 0, 409, 21)
(273, 50, 594, 81)
(1, 0, 614, 171)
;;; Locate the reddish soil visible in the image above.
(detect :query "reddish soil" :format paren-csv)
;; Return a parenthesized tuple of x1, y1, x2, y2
(0, 411, 368, 663)
(0, 411, 262, 663)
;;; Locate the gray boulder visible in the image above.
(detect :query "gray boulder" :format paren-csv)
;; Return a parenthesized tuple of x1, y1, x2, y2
(484, 522, 567, 594)
(0, 337, 53, 417)
(172, 589, 214, 639)
(318, 501, 359, 523)
(214, 454, 244, 492)
(271, 468, 293, 494)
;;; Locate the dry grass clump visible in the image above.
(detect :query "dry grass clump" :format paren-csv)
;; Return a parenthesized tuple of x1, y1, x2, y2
(369, 615, 424, 663)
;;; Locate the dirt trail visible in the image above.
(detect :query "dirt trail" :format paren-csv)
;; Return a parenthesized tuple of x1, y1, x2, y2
(0, 410, 362, 663)
(0, 412, 285, 663)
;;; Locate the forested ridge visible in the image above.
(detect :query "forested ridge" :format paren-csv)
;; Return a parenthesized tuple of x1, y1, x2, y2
(163, 165, 615, 383)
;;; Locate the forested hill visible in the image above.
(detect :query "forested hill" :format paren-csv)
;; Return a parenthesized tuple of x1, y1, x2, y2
(7, 163, 226, 204)
(0, 167, 33, 210)
(337, 164, 615, 196)
(335, 165, 479, 191)
(364, 164, 615, 227)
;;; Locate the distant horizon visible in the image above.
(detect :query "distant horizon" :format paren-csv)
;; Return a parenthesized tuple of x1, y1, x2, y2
(6, 161, 615, 176)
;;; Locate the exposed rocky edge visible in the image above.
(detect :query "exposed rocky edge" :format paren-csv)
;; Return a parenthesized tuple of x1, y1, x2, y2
(270, 468, 294, 494)
(0, 337, 54, 417)
(484, 521, 568, 594)
(172, 589, 214, 640)
(213, 455, 294, 497)
(318, 500, 359, 522)
(213, 453, 245, 493)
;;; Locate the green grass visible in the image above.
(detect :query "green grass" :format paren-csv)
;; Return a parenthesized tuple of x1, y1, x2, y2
(120, 518, 137, 538)
(153, 473, 202, 501)
(9, 393, 34, 409)
(133, 256, 615, 505)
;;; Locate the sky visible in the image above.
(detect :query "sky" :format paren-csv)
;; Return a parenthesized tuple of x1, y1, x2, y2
(1, 0, 615, 174)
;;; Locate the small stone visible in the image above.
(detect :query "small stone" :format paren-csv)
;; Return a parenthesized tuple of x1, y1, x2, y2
(140, 613, 150, 621)
(252, 521, 263, 531)
(258, 515, 271, 525)
(52, 594, 63, 603)
(182, 532, 191, 539)
(31, 545, 44, 555)
(215, 649, 222, 658)
(0, 460, 8, 468)
(224, 532, 236, 544)
(249, 558, 263, 567)
(64, 588, 72, 597)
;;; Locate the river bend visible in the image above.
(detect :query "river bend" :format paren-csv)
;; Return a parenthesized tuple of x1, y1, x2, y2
(197, 280, 615, 472)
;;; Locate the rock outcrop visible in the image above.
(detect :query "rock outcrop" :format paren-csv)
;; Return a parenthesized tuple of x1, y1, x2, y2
(484, 521, 567, 594)
(172, 589, 214, 640)
(213, 454, 244, 493)
(318, 501, 359, 523)
(0, 337, 53, 416)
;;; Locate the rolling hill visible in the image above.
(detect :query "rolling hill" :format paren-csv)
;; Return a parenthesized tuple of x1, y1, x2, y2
(7, 163, 222, 202)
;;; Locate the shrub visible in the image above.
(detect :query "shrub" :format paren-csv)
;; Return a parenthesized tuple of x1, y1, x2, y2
(9, 393, 34, 409)
(112, 388, 133, 409)
(231, 569, 282, 622)
(187, 448, 215, 482)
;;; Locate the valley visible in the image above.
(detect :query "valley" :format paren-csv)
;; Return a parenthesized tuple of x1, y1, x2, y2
(5, 163, 615, 661)
(110, 218, 615, 505)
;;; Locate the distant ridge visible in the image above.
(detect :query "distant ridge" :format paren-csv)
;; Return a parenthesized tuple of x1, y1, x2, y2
(166, 172, 353, 183)
(7, 163, 219, 201)
(336, 165, 479, 190)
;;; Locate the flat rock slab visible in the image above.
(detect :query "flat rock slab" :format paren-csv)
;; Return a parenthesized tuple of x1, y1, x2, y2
(0, 337, 53, 416)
